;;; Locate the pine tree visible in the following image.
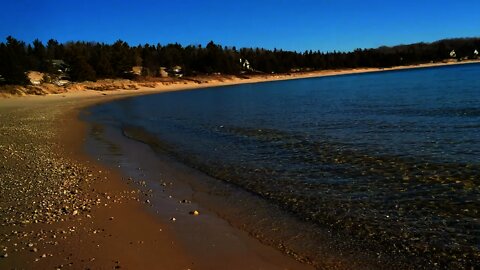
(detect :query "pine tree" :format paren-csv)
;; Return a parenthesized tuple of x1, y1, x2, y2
(69, 54, 96, 82)
(93, 45, 114, 78)
(0, 36, 29, 85)
(111, 40, 135, 77)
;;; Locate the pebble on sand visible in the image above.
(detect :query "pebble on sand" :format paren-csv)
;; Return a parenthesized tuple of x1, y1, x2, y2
(189, 210, 200, 216)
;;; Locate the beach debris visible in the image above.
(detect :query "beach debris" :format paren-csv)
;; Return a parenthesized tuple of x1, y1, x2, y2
(1, 253, 7, 258)
(179, 199, 191, 204)
(170, 217, 176, 222)
(189, 210, 200, 216)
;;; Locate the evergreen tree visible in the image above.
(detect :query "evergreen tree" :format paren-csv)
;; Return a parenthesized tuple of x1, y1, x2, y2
(141, 44, 160, 76)
(0, 36, 29, 85)
(31, 39, 47, 71)
(1, 36, 480, 84)
(92, 45, 114, 78)
(68, 54, 96, 81)
(111, 40, 135, 77)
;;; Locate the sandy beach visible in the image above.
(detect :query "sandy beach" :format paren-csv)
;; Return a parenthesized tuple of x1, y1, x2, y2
(1, 60, 479, 269)
(0, 89, 321, 269)
(2, 59, 479, 98)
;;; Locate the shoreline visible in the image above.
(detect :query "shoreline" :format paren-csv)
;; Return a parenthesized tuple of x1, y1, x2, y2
(1, 59, 479, 99)
(0, 81, 316, 269)
(0, 94, 194, 269)
(1, 60, 479, 268)
(85, 115, 406, 269)
(84, 113, 323, 269)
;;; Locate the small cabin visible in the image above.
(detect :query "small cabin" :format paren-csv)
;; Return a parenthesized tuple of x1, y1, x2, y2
(51, 59, 69, 73)
(170, 66, 183, 77)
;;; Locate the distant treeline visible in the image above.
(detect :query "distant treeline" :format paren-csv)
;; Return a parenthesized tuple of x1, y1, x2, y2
(0, 36, 479, 85)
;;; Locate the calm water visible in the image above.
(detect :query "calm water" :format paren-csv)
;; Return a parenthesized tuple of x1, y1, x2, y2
(89, 64, 480, 267)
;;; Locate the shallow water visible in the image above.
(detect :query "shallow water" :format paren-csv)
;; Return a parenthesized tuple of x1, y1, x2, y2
(88, 64, 480, 268)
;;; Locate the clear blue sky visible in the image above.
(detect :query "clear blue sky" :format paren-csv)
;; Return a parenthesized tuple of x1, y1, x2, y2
(1, 0, 479, 52)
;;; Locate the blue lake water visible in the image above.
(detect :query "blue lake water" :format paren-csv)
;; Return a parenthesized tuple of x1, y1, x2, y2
(88, 63, 480, 268)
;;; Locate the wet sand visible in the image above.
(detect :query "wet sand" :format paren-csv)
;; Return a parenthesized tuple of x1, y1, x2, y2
(0, 91, 316, 269)
(87, 119, 401, 270)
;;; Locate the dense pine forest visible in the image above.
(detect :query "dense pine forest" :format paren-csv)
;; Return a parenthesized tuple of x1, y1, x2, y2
(0, 36, 479, 85)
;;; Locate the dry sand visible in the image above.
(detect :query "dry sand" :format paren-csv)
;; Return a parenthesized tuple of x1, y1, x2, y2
(2, 59, 479, 98)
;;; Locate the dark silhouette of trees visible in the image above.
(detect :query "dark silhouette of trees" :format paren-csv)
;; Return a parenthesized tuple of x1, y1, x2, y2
(1, 36, 479, 85)
(63, 42, 97, 81)
(110, 40, 135, 77)
(46, 39, 65, 61)
(91, 44, 114, 78)
(68, 54, 96, 82)
(0, 36, 30, 85)
(140, 44, 160, 76)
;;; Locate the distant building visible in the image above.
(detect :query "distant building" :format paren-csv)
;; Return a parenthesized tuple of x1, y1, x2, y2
(449, 50, 456, 58)
(55, 80, 70, 86)
(170, 66, 183, 77)
(51, 59, 69, 73)
(474, 49, 479, 58)
(239, 58, 252, 71)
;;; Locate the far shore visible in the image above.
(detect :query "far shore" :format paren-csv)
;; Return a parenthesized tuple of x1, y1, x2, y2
(1, 59, 479, 99)
(0, 59, 479, 269)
